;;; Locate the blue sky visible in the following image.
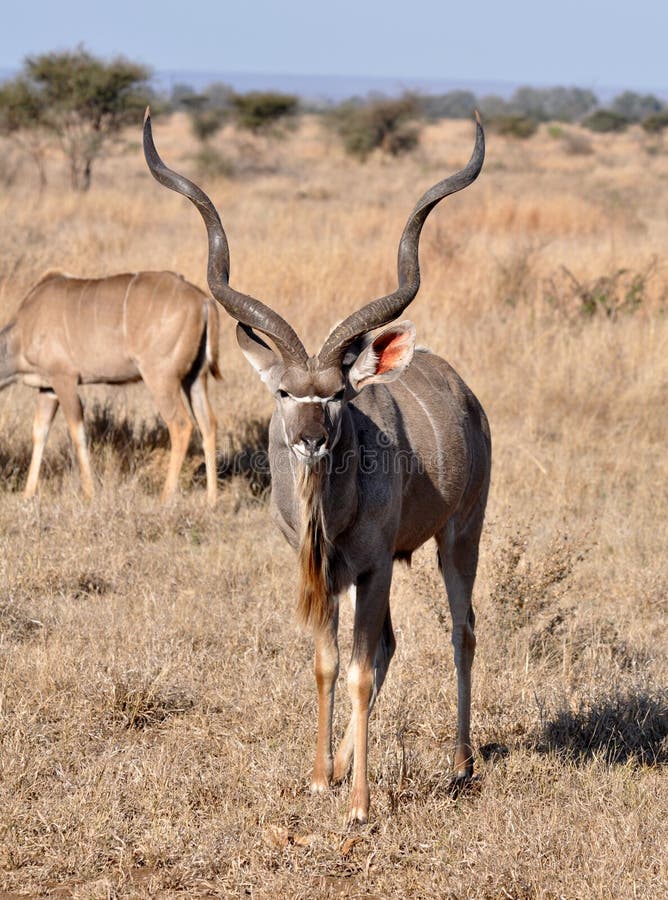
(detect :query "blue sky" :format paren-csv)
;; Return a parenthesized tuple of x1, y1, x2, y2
(2, 0, 667, 94)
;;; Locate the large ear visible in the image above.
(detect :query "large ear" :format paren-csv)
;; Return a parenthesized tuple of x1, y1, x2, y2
(236, 323, 284, 390)
(348, 321, 416, 392)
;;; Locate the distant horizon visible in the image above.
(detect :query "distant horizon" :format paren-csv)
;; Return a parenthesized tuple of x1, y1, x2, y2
(2, 65, 667, 106)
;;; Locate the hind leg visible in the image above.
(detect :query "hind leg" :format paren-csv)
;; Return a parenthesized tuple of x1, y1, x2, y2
(141, 373, 193, 504)
(436, 519, 482, 783)
(187, 372, 218, 507)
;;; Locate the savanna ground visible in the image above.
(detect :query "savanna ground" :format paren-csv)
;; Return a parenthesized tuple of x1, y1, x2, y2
(0, 114, 667, 897)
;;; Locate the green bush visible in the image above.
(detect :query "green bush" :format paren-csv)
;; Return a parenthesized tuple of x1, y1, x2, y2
(231, 91, 299, 135)
(582, 109, 629, 133)
(329, 94, 421, 161)
(488, 114, 538, 139)
(641, 111, 668, 134)
(192, 144, 235, 179)
(190, 107, 228, 142)
(547, 125, 594, 155)
(177, 82, 233, 143)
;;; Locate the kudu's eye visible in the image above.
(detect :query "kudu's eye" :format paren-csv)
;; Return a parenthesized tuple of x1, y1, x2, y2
(332, 389, 345, 402)
(277, 389, 289, 399)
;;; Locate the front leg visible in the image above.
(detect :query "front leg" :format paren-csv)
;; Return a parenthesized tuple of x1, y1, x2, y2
(333, 597, 396, 786)
(311, 599, 339, 792)
(24, 389, 59, 498)
(50, 375, 94, 499)
(346, 562, 393, 825)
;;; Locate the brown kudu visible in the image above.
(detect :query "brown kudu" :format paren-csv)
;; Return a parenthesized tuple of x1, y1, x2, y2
(0, 270, 221, 504)
(144, 110, 491, 823)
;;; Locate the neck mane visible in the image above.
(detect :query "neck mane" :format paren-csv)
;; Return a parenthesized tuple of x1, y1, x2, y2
(296, 461, 332, 630)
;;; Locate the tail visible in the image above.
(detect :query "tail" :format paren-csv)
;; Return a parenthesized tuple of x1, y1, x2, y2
(205, 299, 222, 380)
(0, 322, 19, 387)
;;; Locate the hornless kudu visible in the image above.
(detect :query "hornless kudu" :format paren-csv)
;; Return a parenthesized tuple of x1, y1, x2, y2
(144, 110, 491, 823)
(0, 270, 221, 504)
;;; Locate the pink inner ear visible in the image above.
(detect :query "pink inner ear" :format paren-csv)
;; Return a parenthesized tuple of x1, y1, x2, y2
(374, 331, 411, 375)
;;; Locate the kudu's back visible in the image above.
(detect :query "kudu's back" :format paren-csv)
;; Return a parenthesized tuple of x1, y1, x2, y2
(16, 270, 216, 384)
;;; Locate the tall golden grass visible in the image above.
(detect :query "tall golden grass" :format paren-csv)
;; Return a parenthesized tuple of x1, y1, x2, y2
(0, 114, 666, 897)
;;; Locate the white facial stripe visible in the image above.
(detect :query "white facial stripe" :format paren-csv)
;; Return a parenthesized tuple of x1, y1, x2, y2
(288, 394, 337, 404)
(293, 443, 329, 461)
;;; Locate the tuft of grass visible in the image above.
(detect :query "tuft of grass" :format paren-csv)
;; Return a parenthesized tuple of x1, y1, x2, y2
(488, 527, 589, 628)
(112, 670, 195, 729)
(545, 259, 659, 319)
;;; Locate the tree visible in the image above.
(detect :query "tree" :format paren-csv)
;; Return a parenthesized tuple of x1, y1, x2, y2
(510, 86, 598, 122)
(421, 90, 477, 120)
(0, 47, 150, 191)
(611, 91, 663, 122)
(478, 94, 510, 119)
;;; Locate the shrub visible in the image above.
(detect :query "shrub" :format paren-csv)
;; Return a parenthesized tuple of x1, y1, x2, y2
(192, 144, 235, 179)
(642, 110, 668, 134)
(582, 109, 629, 133)
(231, 91, 299, 135)
(190, 106, 228, 142)
(329, 93, 421, 161)
(545, 261, 657, 320)
(548, 125, 594, 155)
(177, 82, 233, 143)
(488, 114, 538, 139)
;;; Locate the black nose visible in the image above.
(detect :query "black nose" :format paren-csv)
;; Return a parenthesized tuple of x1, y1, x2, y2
(302, 435, 326, 454)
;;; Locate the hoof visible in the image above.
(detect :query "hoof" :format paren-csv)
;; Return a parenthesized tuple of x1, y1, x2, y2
(310, 769, 332, 794)
(347, 785, 370, 825)
(346, 806, 369, 826)
(332, 755, 352, 785)
(311, 759, 332, 794)
(447, 772, 477, 798)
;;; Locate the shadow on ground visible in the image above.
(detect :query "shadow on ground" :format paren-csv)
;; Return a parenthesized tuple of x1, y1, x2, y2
(533, 687, 668, 766)
(0, 402, 272, 494)
(195, 416, 271, 495)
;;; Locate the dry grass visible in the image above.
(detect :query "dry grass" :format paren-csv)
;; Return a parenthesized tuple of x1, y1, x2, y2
(0, 114, 666, 897)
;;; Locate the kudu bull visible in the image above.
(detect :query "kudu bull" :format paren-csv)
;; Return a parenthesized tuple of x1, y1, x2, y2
(144, 110, 491, 823)
(0, 270, 220, 504)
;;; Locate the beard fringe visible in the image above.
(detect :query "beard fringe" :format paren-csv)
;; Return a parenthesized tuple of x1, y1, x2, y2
(296, 461, 333, 631)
